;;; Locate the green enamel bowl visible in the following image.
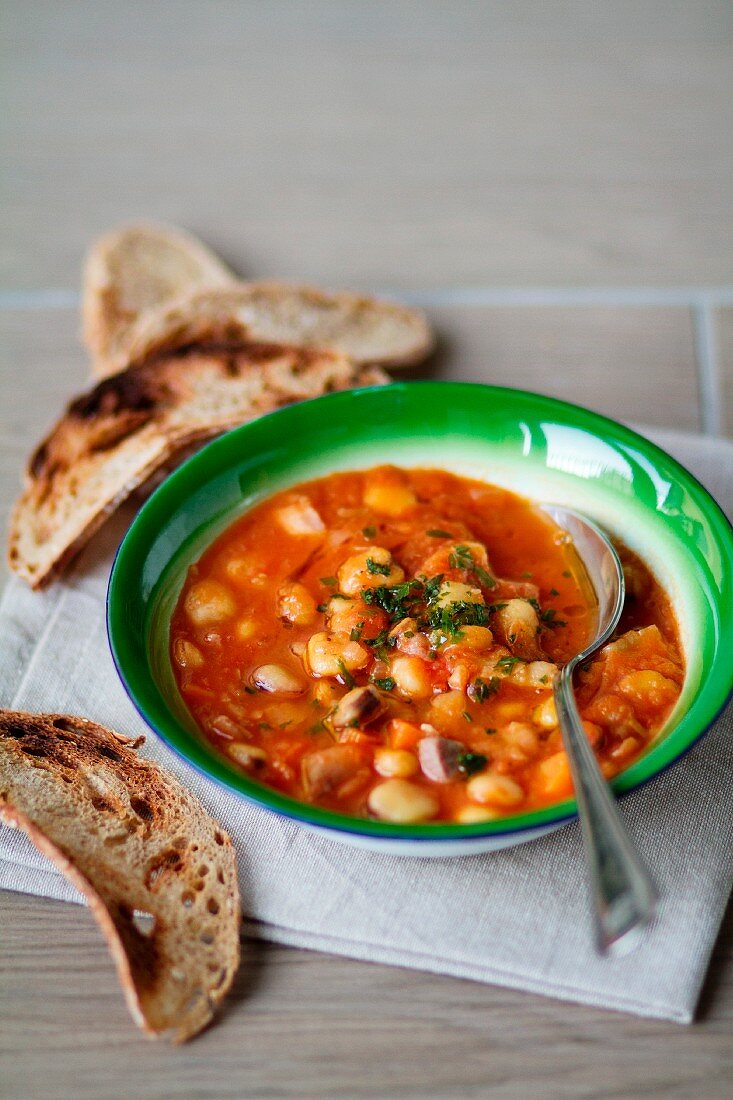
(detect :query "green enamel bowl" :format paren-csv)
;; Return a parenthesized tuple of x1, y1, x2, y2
(107, 382, 733, 856)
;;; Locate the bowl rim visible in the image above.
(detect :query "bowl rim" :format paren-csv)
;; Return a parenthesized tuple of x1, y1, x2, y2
(107, 380, 733, 844)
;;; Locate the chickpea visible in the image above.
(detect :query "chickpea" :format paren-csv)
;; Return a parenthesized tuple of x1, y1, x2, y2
(454, 625, 494, 652)
(326, 596, 388, 638)
(184, 579, 236, 625)
(225, 555, 260, 586)
(429, 690, 469, 726)
(337, 546, 405, 596)
(467, 773, 525, 809)
(532, 696, 559, 729)
(491, 699, 527, 724)
(363, 470, 418, 517)
(434, 580, 484, 610)
(374, 748, 419, 778)
(492, 599, 540, 658)
(278, 582, 317, 626)
(235, 618, 257, 642)
(276, 497, 325, 535)
(617, 670, 678, 710)
(510, 660, 558, 688)
(391, 655, 433, 700)
(251, 663, 305, 695)
(368, 779, 438, 823)
(502, 722, 539, 761)
(305, 631, 369, 678)
(421, 539, 490, 578)
(455, 805, 501, 824)
(536, 751, 573, 799)
(173, 639, 204, 668)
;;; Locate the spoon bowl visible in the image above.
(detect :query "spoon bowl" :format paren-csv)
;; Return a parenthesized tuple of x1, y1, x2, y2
(542, 504, 658, 955)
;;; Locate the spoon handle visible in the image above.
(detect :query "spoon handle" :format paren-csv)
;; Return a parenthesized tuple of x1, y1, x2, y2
(555, 663, 658, 955)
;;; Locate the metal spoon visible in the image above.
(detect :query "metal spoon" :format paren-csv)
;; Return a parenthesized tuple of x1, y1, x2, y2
(541, 505, 658, 955)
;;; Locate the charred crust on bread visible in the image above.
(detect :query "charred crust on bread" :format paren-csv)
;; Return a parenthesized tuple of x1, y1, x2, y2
(0, 709, 241, 1042)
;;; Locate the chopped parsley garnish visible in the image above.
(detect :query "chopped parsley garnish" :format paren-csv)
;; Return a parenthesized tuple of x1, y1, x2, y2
(474, 566, 497, 589)
(469, 676, 501, 703)
(447, 544, 497, 589)
(361, 570, 501, 641)
(336, 659, 356, 689)
(309, 719, 326, 734)
(363, 628, 394, 660)
(462, 710, 472, 722)
(540, 608, 567, 628)
(562, 570, 572, 578)
(244, 685, 259, 695)
(366, 557, 392, 576)
(421, 573, 445, 602)
(485, 728, 497, 735)
(549, 587, 560, 597)
(496, 655, 524, 672)
(371, 676, 396, 692)
(448, 545, 475, 570)
(258, 722, 272, 730)
(427, 528, 454, 538)
(279, 720, 292, 729)
(316, 602, 329, 613)
(362, 578, 423, 620)
(520, 571, 533, 579)
(457, 752, 488, 776)
(362, 525, 377, 538)
(349, 625, 364, 641)
(427, 600, 492, 636)
(320, 576, 337, 587)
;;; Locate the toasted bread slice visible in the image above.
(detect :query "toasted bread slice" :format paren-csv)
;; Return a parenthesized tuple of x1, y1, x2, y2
(8, 345, 388, 589)
(0, 709, 241, 1042)
(83, 223, 235, 373)
(93, 283, 434, 378)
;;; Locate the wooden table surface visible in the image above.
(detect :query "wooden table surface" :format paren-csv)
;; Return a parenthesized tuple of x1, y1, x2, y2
(2, 3, 732, 1096)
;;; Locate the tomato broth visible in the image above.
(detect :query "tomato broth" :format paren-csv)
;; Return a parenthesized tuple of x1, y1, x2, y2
(170, 466, 684, 825)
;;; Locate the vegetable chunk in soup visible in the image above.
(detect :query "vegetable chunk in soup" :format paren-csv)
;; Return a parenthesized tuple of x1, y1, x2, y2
(171, 466, 684, 825)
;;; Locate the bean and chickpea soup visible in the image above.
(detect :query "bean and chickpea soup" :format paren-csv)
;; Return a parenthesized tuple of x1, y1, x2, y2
(171, 466, 684, 825)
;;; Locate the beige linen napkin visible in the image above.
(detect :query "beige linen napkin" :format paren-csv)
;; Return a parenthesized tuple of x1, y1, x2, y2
(1, 425, 732, 1024)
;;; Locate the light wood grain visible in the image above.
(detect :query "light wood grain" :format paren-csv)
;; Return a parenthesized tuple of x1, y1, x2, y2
(419, 305, 701, 430)
(2, 1, 733, 290)
(1, 891, 732, 1100)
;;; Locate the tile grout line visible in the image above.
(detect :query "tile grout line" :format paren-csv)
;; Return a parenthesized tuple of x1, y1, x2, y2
(388, 287, 733, 309)
(3, 287, 733, 311)
(1, 285, 728, 437)
(692, 304, 723, 437)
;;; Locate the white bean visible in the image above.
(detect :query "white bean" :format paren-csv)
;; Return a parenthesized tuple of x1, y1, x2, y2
(368, 779, 438, 823)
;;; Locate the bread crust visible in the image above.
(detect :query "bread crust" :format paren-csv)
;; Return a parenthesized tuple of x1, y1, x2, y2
(8, 345, 388, 588)
(93, 282, 434, 378)
(83, 222, 235, 373)
(0, 710, 241, 1042)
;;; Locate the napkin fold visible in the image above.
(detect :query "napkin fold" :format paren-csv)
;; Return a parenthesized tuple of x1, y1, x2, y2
(1, 425, 732, 1024)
